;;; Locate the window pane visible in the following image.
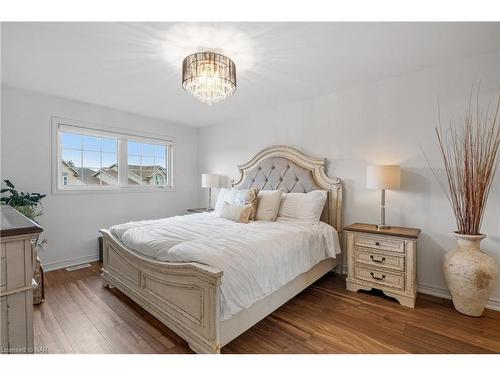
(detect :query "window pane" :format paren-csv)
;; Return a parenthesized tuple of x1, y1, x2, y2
(83, 135, 100, 151)
(155, 157, 166, 168)
(80, 168, 100, 185)
(62, 149, 81, 168)
(106, 177, 119, 185)
(83, 151, 101, 169)
(142, 143, 154, 156)
(101, 152, 117, 168)
(60, 160, 81, 186)
(128, 155, 140, 165)
(60, 130, 120, 187)
(62, 132, 82, 149)
(102, 138, 117, 153)
(142, 156, 154, 167)
(98, 162, 119, 185)
(128, 165, 141, 184)
(127, 142, 168, 186)
(154, 144, 165, 158)
(128, 141, 141, 154)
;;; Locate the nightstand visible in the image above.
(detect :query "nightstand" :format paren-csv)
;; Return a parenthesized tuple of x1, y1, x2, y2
(344, 223, 421, 308)
(186, 208, 214, 214)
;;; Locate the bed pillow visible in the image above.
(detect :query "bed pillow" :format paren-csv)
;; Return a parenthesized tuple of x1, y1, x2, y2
(233, 188, 259, 220)
(255, 189, 283, 221)
(277, 190, 327, 223)
(217, 201, 253, 223)
(214, 187, 259, 220)
(214, 188, 237, 213)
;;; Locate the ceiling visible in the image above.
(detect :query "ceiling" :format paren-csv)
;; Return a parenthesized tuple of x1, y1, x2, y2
(2, 22, 499, 127)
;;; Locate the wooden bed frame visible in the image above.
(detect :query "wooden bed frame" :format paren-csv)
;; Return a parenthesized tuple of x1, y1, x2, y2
(100, 145, 343, 353)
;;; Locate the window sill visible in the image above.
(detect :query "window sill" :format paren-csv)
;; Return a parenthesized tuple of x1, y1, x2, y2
(53, 186, 176, 195)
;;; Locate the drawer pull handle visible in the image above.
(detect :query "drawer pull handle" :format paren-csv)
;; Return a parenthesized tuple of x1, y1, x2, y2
(370, 255, 386, 263)
(370, 272, 386, 281)
(375, 242, 380, 246)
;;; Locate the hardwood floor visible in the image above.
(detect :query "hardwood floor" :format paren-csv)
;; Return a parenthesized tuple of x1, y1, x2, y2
(33, 262, 500, 354)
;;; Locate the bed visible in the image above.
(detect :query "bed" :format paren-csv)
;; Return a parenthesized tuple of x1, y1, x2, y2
(100, 145, 343, 353)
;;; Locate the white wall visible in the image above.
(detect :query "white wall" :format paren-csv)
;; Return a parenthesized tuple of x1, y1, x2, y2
(1, 45, 499, 309)
(198, 51, 500, 308)
(1, 86, 200, 270)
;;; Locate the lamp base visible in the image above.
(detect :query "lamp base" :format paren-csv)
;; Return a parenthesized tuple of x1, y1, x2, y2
(377, 224, 391, 230)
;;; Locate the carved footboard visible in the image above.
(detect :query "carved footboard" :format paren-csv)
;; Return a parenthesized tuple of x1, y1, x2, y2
(99, 229, 223, 353)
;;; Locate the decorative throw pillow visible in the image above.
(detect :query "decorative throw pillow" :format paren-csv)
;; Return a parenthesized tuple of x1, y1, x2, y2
(255, 189, 283, 221)
(233, 188, 259, 220)
(214, 188, 237, 213)
(217, 201, 253, 223)
(278, 190, 327, 223)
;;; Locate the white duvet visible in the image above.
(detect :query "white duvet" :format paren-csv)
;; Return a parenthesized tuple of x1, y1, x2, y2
(110, 213, 340, 320)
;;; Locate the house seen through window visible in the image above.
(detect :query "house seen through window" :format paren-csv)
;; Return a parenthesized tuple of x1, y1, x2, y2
(61, 132, 118, 186)
(127, 141, 168, 186)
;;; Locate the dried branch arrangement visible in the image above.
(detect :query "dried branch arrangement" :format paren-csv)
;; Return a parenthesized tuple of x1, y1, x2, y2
(433, 87, 500, 235)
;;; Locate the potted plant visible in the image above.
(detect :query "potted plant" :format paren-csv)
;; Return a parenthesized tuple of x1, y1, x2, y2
(432, 88, 500, 316)
(1, 180, 47, 303)
(1, 180, 46, 220)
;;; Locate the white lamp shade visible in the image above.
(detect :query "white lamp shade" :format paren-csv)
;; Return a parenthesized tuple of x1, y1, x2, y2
(201, 173, 219, 188)
(366, 165, 401, 190)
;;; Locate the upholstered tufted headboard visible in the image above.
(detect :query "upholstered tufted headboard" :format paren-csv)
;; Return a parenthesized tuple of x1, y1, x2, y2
(232, 145, 343, 231)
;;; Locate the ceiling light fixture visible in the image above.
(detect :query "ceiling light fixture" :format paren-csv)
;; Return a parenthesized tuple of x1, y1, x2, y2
(182, 51, 236, 105)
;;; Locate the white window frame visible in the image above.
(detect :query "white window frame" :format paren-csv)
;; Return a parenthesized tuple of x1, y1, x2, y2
(52, 117, 175, 194)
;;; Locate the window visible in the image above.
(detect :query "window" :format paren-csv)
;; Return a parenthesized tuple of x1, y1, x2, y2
(53, 118, 173, 192)
(61, 132, 118, 186)
(127, 141, 168, 187)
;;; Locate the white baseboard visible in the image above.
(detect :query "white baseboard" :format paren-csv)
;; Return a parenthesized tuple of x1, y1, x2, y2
(42, 254, 100, 272)
(341, 265, 499, 312)
(417, 282, 452, 300)
(418, 282, 500, 312)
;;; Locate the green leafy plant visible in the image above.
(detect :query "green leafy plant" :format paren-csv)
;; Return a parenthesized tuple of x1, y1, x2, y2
(1, 179, 46, 221)
(1, 180, 48, 251)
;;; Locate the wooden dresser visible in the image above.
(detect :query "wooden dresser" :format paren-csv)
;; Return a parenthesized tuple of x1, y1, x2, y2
(345, 223, 421, 308)
(0, 206, 42, 354)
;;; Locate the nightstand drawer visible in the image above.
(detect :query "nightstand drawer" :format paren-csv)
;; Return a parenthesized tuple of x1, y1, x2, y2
(353, 266, 405, 290)
(354, 247, 405, 271)
(353, 233, 405, 253)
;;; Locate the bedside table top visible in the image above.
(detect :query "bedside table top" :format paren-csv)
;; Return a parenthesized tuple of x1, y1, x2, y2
(187, 208, 214, 213)
(344, 223, 421, 239)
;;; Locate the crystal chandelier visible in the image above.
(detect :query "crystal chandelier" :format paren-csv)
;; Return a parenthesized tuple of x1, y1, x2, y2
(182, 52, 237, 105)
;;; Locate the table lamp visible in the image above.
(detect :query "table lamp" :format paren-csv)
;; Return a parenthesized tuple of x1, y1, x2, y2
(366, 165, 400, 229)
(201, 173, 220, 210)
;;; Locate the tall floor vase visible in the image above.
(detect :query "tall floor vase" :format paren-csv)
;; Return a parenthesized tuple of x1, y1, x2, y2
(443, 233, 498, 317)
